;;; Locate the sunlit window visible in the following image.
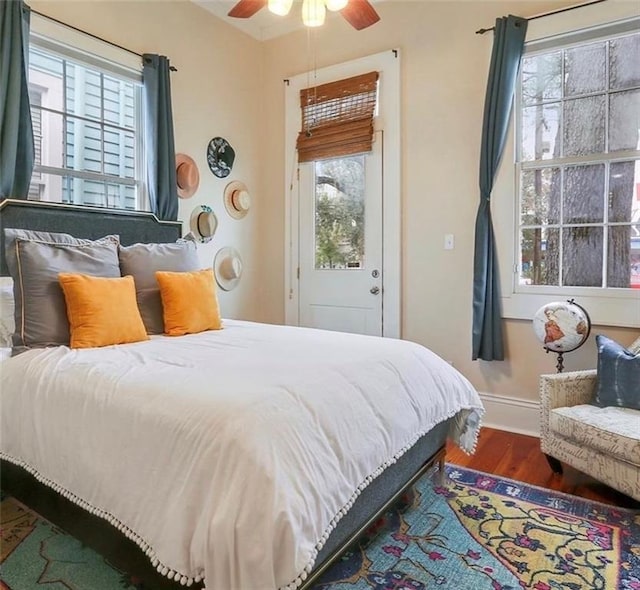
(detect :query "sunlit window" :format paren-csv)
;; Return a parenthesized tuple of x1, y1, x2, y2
(314, 156, 365, 270)
(27, 42, 144, 210)
(517, 31, 640, 290)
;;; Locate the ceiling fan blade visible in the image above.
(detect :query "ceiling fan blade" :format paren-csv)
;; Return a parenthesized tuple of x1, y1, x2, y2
(228, 0, 267, 18)
(340, 0, 380, 30)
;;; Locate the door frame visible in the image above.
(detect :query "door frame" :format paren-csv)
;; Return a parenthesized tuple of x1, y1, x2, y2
(283, 49, 401, 338)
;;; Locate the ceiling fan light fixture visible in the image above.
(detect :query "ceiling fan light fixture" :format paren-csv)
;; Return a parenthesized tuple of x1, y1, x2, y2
(302, 0, 326, 27)
(324, 0, 348, 11)
(227, 0, 380, 30)
(268, 0, 293, 16)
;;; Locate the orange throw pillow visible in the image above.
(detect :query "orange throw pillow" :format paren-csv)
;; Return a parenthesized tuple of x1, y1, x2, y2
(155, 268, 222, 336)
(58, 273, 149, 349)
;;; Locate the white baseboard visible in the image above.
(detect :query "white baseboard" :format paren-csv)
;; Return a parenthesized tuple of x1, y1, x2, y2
(478, 392, 540, 438)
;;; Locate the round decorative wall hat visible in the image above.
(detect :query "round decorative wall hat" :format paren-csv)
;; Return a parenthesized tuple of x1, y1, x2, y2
(214, 247, 243, 291)
(224, 180, 251, 220)
(207, 137, 235, 178)
(189, 204, 218, 243)
(176, 153, 200, 199)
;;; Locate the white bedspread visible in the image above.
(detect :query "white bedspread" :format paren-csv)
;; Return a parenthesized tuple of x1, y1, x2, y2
(0, 320, 483, 589)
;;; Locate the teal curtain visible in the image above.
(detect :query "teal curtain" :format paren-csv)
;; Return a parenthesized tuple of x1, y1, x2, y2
(142, 54, 177, 221)
(472, 15, 528, 361)
(0, 0, 34, 200)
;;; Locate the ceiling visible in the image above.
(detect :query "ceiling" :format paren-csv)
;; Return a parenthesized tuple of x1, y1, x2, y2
(193, 0, 375, 41)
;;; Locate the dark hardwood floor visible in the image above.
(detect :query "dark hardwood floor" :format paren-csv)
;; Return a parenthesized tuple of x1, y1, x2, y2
(446, 427, 640, 510)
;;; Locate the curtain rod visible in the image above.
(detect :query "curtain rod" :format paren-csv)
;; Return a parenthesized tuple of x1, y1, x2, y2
(30, 8, 178, 71)
(475, 0, 608, 34)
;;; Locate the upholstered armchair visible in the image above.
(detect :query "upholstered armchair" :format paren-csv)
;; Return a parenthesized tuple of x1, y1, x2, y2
(539, 336, 640, 502)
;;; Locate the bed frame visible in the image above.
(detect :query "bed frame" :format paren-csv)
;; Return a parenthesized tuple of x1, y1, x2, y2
(0, 199, 449, 590)
(0, 199, 182, 276)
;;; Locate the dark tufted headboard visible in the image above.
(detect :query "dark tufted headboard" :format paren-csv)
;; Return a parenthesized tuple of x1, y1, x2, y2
(0, 199, 182, 276)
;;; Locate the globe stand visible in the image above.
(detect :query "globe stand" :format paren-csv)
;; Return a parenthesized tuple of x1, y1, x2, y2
(546, 349, 565, 373)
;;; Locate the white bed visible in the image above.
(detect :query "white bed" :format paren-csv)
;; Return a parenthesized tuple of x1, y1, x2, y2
(0, 319, 483, 589)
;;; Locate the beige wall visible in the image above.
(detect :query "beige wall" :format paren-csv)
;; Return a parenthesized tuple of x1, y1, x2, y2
(260, 0, 639, 401)
(30, 1, 638, 402)
(29, 0, 265, 321)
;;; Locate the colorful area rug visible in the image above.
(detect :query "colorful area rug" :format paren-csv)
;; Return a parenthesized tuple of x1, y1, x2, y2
(0, 490, 139, 589)
(313, 466, 640, 590)
(1, 465, 639, 590)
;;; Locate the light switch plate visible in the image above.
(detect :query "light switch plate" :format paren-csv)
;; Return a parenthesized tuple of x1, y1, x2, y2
(444, 234, 454, 250)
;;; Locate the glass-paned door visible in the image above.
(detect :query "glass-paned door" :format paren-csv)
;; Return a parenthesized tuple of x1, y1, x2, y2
(299, 140, 382, 335)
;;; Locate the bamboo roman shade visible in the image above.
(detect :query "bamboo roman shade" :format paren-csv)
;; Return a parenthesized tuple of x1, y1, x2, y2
(296, 71, 379, 162)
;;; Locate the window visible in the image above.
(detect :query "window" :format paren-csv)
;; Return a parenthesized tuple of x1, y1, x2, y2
(27, 38, 144, 210)
(314, 155, 366, 269)
(517, 29, 640, 292)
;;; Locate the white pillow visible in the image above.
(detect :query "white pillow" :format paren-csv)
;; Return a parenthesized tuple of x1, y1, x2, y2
(0, 277, 15, 348)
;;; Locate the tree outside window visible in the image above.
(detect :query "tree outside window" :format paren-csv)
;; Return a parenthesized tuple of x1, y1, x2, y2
(314, 155, 366, 270)
(518, 32, 640, 289)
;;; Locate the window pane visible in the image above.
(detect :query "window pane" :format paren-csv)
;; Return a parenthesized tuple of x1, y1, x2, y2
(66, 62, 102, 121)
(314, 156, 365, 270)
(65, 118, 102, 173)
(610, 34, 640, 90)
(562, 226, 603, 287)
(33, 175, 136, 210)
(28, 172, 66, 203)
(105, 182, 136, 210)
(66, 178, 107, 207)
(609, 89, 640, 153)
(563, 95, 605, 156)
(608, 224, 639, 288)
(28, 48, 63, 107)
(564, 42, 606, 96)
(631, 225, 640, 289)
(104, 129, 135, 179)
(521, 168, 561, 225)
(103, 74, 136, 129)
(563, 164, 605, 224)
(609, 161, 640, 223)
(520, 227, 559, 286)
(521, 103, 560, 161)
(34, 108, 65, 169)
(521, 52, 562, 106)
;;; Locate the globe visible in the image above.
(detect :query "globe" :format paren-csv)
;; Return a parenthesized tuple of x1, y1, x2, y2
(533, 300, 591, 354)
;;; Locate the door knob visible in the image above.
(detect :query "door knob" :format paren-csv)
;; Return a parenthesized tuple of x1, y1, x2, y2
(370, 286, 380, 295)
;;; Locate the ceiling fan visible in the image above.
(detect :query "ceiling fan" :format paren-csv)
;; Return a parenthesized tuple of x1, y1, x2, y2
(228, 0, 380, 30)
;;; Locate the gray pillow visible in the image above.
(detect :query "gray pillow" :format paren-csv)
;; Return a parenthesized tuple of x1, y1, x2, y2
(4, 229, 120, 351)
(118, 241, 200, 334)
(593, 335, 640, 410)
